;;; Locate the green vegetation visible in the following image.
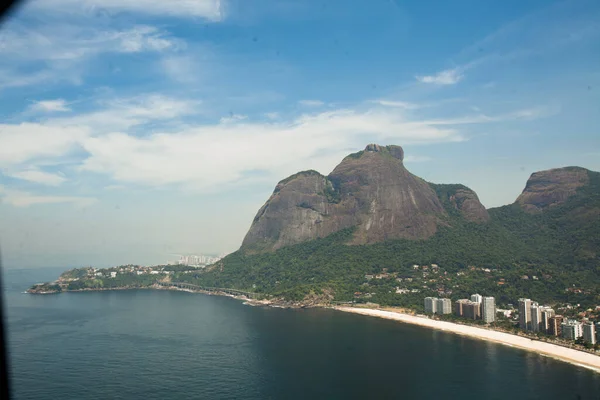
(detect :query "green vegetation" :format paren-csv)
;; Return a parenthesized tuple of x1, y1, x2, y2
(322, 179, 341, 204)
(31, 171, 600, 311)
(276, 170, 324, 188)
(178, 170, 600, 307)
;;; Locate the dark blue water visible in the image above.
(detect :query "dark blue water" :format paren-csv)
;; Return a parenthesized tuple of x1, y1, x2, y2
(3, 268, 600, 399)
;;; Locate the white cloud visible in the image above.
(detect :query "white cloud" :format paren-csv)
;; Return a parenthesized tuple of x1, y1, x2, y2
(373, 100, 421, 109)
(0, 25, 179, 61)
(416, 68, 463, 85)
(264, 112, 279, 120)
(0, 94, 196, 172)
(0, 185, 96, 208)
(0, 123, 88, 167)
(161, 55, 198, 83)
(50, 94, 199, 132)
(220, 114, 248, 123)
(77, 107, 465, 189)
(0, 94, 552, 196)
(8, 169, 67, 186)
(298, 100, 325, 107)
(30, 0, 223, 20)
(0, 24, 181, 90)
(28, 99, 71, 113)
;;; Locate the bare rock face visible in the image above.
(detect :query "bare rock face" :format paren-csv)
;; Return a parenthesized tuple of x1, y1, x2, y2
(328, 144, 445, 244)
(516, 167, 590, 213)
(450, 188, 490, 222)
(241, 144, 488, 252)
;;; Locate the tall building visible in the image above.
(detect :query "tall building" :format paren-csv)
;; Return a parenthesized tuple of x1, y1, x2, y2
(561, 320, 583, 340)
(424, 297, 437, 314)
(463, 301, 481, 320)
(548, 315, 564, 336)
(436, 298, 452, 315)
(481, 296, 496, 323)
(530, 302, 541, 332)
(470, 294, 483, 304)
(540, 307, 555, 333)
(455, 299, 469, 317)
(518, 298, 532, 331)
(583, 323, 596, 345)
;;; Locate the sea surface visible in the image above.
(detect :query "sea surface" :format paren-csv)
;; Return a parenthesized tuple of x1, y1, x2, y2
(3, 267, 600, 400)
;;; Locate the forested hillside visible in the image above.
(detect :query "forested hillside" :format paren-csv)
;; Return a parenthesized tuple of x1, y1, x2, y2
(178, 169, 600, 308)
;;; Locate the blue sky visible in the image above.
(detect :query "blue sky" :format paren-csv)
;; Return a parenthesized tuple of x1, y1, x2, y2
(0, 0, 599, 268)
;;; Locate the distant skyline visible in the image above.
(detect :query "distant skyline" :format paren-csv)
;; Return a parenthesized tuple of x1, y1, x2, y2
(1, 0, 599, 268)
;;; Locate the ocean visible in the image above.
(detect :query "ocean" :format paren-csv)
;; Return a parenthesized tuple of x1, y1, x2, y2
(3, 267, 600, 399)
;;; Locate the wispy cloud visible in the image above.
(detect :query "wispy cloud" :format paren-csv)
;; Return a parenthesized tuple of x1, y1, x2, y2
(0, 23, 182, 90)
(416, 68, 463, 85)
(28, 99, 71, 113)
(0, 92, 555, 195)
(0, 24, 180, 61)
(0, 123, 89, 167)
(431, 2, 600, 83)
(7, 169, 68, 186)
(0, 185, 96, 208)
(372, 100, 421, 109)
(298, 100, 325, 107)
(29, 0, 224, 20)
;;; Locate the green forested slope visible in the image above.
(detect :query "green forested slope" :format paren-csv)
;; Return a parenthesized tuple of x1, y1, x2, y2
(178, 170, 600, 308)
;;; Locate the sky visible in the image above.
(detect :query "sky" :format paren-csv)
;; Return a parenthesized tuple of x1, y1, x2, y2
(0, 0, 599, 268)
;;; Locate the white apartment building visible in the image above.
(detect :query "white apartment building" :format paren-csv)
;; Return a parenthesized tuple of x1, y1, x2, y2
(518, 298, 532, 331)
(470, 294, 483, 304)
(436, 298, 452, 315)
(561, 320, 583, 340)
(482, 296, 496, 323)
(583, 322, 596, 345)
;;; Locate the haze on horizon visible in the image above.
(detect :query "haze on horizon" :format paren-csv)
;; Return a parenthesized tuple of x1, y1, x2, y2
(0, 0, 599, 268)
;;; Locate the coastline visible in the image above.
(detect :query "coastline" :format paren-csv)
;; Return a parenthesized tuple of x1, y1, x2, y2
(27, 284, 600, 373)
(333, 306, 600, 373)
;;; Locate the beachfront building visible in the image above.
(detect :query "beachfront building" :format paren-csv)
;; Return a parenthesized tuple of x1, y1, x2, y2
(548, 315, 564, 337)
(518, 298, 532, 331)
(470, 294, 483, 304)
(540, 307, 555, 333)
(530, 302, 542, 332)
(454, 299, 481, 320)
(424, 297, 437, 314)
(454, 299, 468, 317)
(561, 320, 583, 340)
(583, 323, 596, 345)
(481, 296, 496, 323)
(436, 298, 452, 315)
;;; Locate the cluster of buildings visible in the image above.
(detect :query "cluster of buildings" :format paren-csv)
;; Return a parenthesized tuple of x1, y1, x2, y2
(177, 255, 221, 266)
(425, 294, 496, 323)
(424, 297, 452, 315)
(518, 298, 598, 344)
(88, 266, 174, 279)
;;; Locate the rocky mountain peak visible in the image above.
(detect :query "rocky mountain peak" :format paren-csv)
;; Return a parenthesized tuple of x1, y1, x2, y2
(241, 144, 488, 252)
(516, 166, 590, 213)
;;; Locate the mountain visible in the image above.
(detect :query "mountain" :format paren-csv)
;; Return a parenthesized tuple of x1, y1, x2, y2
(242, 144, 488, 252)
(181, 145, 599, 306)
(28, 145, 600, 308)
(516, 166, 591, 213)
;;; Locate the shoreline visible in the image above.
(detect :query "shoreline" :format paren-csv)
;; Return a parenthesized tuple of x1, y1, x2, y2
(27, 285, 600, 373)
(333, 306, 600, 374)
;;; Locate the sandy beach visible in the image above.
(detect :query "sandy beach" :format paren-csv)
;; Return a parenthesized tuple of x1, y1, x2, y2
(335, 306, 600, 373)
